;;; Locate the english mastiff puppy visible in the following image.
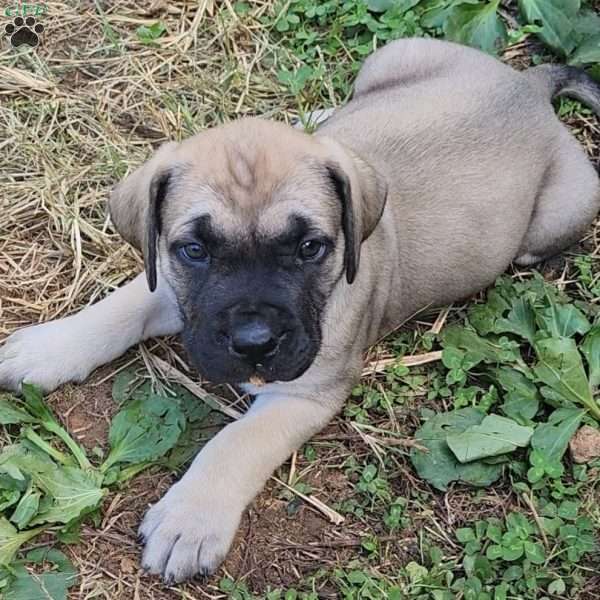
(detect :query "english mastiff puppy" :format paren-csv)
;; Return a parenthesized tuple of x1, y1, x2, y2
(1, 39, 599, 582)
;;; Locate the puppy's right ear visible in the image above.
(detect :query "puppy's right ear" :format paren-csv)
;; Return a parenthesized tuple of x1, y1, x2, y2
(108, 142, 178, 291)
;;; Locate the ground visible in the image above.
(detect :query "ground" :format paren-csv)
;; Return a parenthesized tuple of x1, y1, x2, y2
(1, 1, 599, 599)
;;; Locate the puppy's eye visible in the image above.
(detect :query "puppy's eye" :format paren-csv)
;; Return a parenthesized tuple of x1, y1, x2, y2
(179, 243, 209, 262)
(298, 239, 326, 262)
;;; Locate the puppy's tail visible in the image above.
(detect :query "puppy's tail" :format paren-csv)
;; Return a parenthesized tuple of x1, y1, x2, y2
(526, 64, 600, 117)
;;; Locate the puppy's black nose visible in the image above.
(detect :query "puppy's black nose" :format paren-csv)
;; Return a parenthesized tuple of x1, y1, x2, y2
(229, 319, 278, 363)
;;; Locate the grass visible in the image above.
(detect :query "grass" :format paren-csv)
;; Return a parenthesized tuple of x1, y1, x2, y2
(0, 0, 599, 599)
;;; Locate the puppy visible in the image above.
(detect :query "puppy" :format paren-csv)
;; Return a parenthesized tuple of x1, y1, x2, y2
(1, 39, 599, 582)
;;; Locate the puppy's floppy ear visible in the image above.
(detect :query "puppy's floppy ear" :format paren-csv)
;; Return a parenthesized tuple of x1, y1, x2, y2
(319, 137, 388, 284)
(144, 171, 171, 292)
(108, 142, 178, 292)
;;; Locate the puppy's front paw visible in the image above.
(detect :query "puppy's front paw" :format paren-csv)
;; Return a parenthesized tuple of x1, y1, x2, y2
(139, 482, 240, 584)
(0, 320, 90, 392)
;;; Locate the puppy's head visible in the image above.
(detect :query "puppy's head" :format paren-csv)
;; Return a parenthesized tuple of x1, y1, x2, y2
(109, 118, 387, 384)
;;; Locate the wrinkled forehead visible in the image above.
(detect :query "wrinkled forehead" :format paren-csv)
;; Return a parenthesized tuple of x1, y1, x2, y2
(162, 156, 340, 242)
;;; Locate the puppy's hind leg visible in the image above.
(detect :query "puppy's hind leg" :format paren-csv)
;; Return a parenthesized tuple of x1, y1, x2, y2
(352, 38, 461, 99)
(0, 273, 183, 392)
(515, 132, 600, 266)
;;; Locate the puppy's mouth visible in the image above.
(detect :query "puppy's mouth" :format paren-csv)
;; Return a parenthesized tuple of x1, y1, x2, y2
(244, 354, 305, 386)
(182, 335, 318, 385)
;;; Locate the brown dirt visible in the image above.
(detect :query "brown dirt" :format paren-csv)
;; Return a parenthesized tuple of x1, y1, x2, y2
(48, 368, 117, 453)
(61, 417, 427, 598)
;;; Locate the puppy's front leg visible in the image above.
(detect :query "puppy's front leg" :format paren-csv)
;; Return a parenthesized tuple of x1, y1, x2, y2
(139, 387, 345, 583)
(0, 273, 182, 392)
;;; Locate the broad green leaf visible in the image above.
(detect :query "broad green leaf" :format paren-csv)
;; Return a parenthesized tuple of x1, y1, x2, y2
(456, 527, 476, 543)
(111, 370, 139, 404)
(531, 408, 584, 462)
(442, 345, 469, 370)
(508, 511, 534, 536)
(447, 415, 533, 463)
(27, 547, 76, 575)
(163, 390, 228, 472)
(495, 298, 536, 343)
(527, 465, 545, 483)
(366, 0, 396, 12)
(102, 394, 186, 471)
(0, 444, 105, 526)
(21, 385, 90, 470)
(0, 443, 55, 480)
(501, 541, 524, 561)
(442, 326, 521, 368)
(176, 388, 215, 423)
(573, 10, 600, 38)
(569, 33, 600, 66)
(468, 289, 511, 335)
(536, 302, 590, 339)
(495, 582, 509, 600)
(548, 579, 566, 595)
(20, 385, 54, 425)
(581, 326, 600, 389)
(405, 562, 429, 584)
(507, 23, 543, 45)
(497, 273, 559, 305)
(503, 565, 524, 581)
(589, 64, 600, 81)
(444, 0, 507, 55)
(10, 488, 40, 530)
(385, 0, 423, 12)
(0, 490, 21, 513)
(111, 370, 153, 406)
(0, 397, 36, 425)
(493, 366, 536, 396)
(421, 1, 464, 30)
(4, 547, 77, 600)
(524, 541, 545, 564)
(557, 499, 579, 520)
(25, 467, 105, 526)
(472, 555, 493, 580)
(539, 384, 577, 409)
(0, 474, 25, 512)
(486, 522, 503, 544)
(540, 516, 563, 537)
(0, 518, 44, 566)
(518, 0, 579, 56)
(534, 337, 600, 419)
(410, 408, 503, 491)
(486, 544, 503, 560)
(493, 367, 539, 423)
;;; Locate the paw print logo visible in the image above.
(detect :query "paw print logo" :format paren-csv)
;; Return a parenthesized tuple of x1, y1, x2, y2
(4, 16, 44, 48)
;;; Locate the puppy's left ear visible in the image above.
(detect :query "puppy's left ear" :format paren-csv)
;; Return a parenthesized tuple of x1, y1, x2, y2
(108, 142, 179, 292)
(319, 137, 388, 284)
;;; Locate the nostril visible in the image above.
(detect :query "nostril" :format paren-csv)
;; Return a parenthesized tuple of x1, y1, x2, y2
(215, 330, 229, 345)
(230, 321, 279, 362)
